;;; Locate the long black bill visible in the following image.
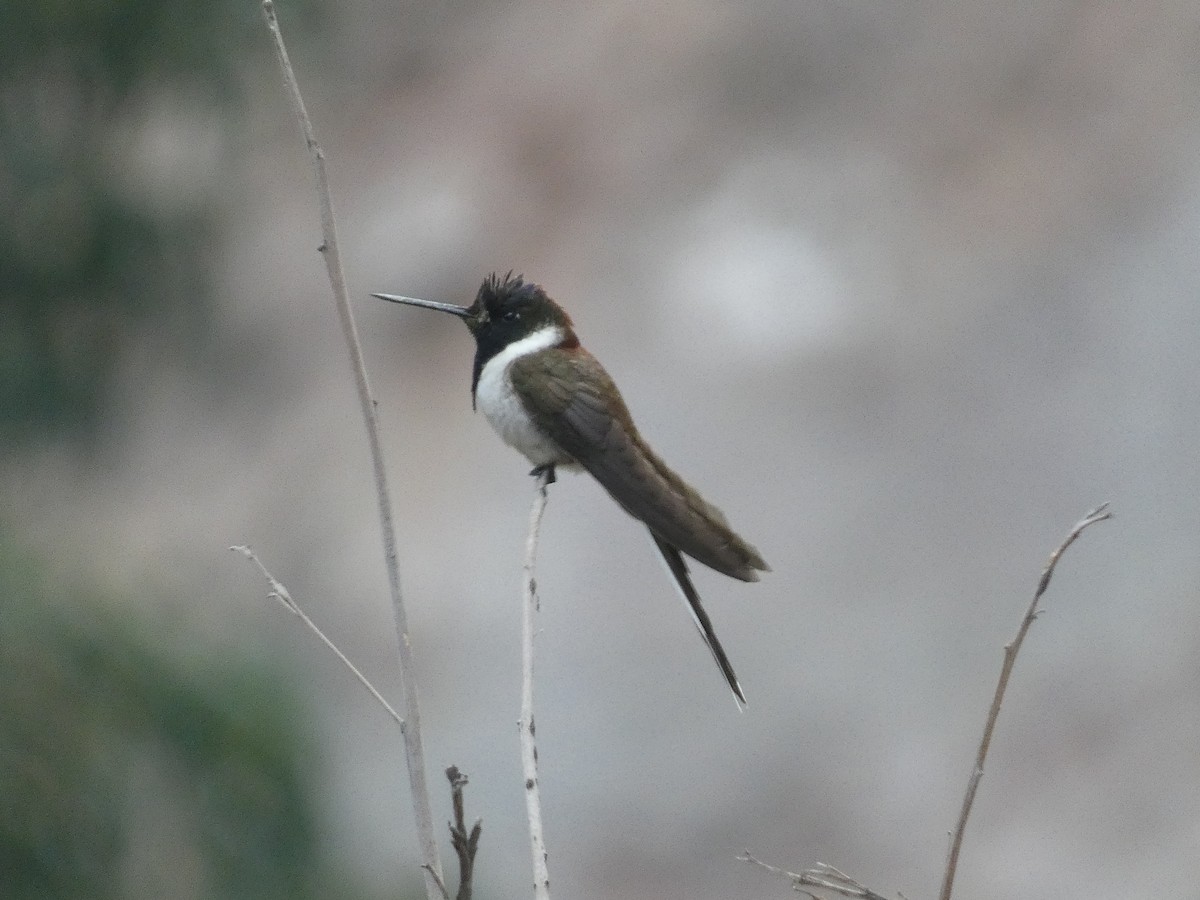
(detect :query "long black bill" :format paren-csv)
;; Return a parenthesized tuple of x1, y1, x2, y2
(372, 293, 472, 318)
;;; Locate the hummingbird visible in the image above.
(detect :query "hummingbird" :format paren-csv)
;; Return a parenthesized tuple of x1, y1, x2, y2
(374, 273, 769, 706)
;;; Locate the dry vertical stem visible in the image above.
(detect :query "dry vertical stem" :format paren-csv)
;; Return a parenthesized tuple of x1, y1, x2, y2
(258, 3, 444, 897)
(521, 470, 553, 900)
(938, 502, 1112, 900)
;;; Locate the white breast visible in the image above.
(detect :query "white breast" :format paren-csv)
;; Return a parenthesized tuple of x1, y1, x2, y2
(475, 324, 570, 467)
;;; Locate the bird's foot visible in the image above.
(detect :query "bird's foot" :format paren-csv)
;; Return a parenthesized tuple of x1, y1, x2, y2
(529, 464, 557, 485)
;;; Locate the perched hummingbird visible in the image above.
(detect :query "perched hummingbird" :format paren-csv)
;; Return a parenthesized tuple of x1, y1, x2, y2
(374, 273, 769, 705)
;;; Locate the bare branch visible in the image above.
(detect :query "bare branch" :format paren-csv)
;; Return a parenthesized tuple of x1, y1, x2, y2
(939, 502, 1112, 900)
(520, 470, 553, 900)
(422, 864, 450, 900)
(738, 852, 891, 900)
(739, 504, 1112, 900)
(231, 545, 405, 726)
(738, 849, 798, 880)
(258, 3, 443, 897)
(445, 766, 483, 900)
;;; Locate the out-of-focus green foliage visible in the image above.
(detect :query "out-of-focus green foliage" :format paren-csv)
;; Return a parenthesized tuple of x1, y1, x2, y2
(0, 541, 379, 900)
(0, 5, 417, 897)
(0, 0, 314, 446)
(0, 1, 255, 91)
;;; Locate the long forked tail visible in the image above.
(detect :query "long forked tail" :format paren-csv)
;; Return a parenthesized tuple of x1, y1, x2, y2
(649, 531, 746, 708)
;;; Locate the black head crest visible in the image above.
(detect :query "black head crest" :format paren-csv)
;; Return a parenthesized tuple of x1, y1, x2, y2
(476, 271, 541, 309)
(469, 272, 574, 330)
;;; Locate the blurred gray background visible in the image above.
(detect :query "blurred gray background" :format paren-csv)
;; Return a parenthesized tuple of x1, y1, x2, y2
(4, 1, 1199, 898)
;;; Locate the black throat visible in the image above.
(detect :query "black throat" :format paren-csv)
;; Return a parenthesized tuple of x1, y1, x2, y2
(470, 340, 503, 410)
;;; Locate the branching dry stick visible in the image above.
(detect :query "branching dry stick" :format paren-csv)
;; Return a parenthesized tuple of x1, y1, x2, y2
(445, 766, 483, 900)
(938, 502, 1112, 900)
(258, 3, 444, 897)
(738, 852, 891, 900)
(231, 545, 405, 726)
(520, 470, 553, 900)
(741, 503, 1112, 900)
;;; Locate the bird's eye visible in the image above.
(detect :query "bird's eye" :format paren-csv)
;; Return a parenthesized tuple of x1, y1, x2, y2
(502, 310, 520, 322)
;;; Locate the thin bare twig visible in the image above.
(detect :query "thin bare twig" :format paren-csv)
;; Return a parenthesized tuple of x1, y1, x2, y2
(739, 504, 1112, 900)
(520, 470, 553, 900)
(738, 852, 891, 900)
(445, 766, 483, 900)
(231, 546, 405, 726)
(258, 3, 443, 897)
(422, 864, 450, 900)
(938, 502, 1112, 900)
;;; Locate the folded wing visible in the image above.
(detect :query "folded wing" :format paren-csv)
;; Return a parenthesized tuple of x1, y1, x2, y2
(509, 348, 769, 581)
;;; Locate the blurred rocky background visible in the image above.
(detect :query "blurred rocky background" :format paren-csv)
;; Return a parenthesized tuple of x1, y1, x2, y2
(3, 1, 1198, 898)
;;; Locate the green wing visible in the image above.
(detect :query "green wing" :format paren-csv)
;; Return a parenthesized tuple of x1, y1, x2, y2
(509, 348, 768, 581)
